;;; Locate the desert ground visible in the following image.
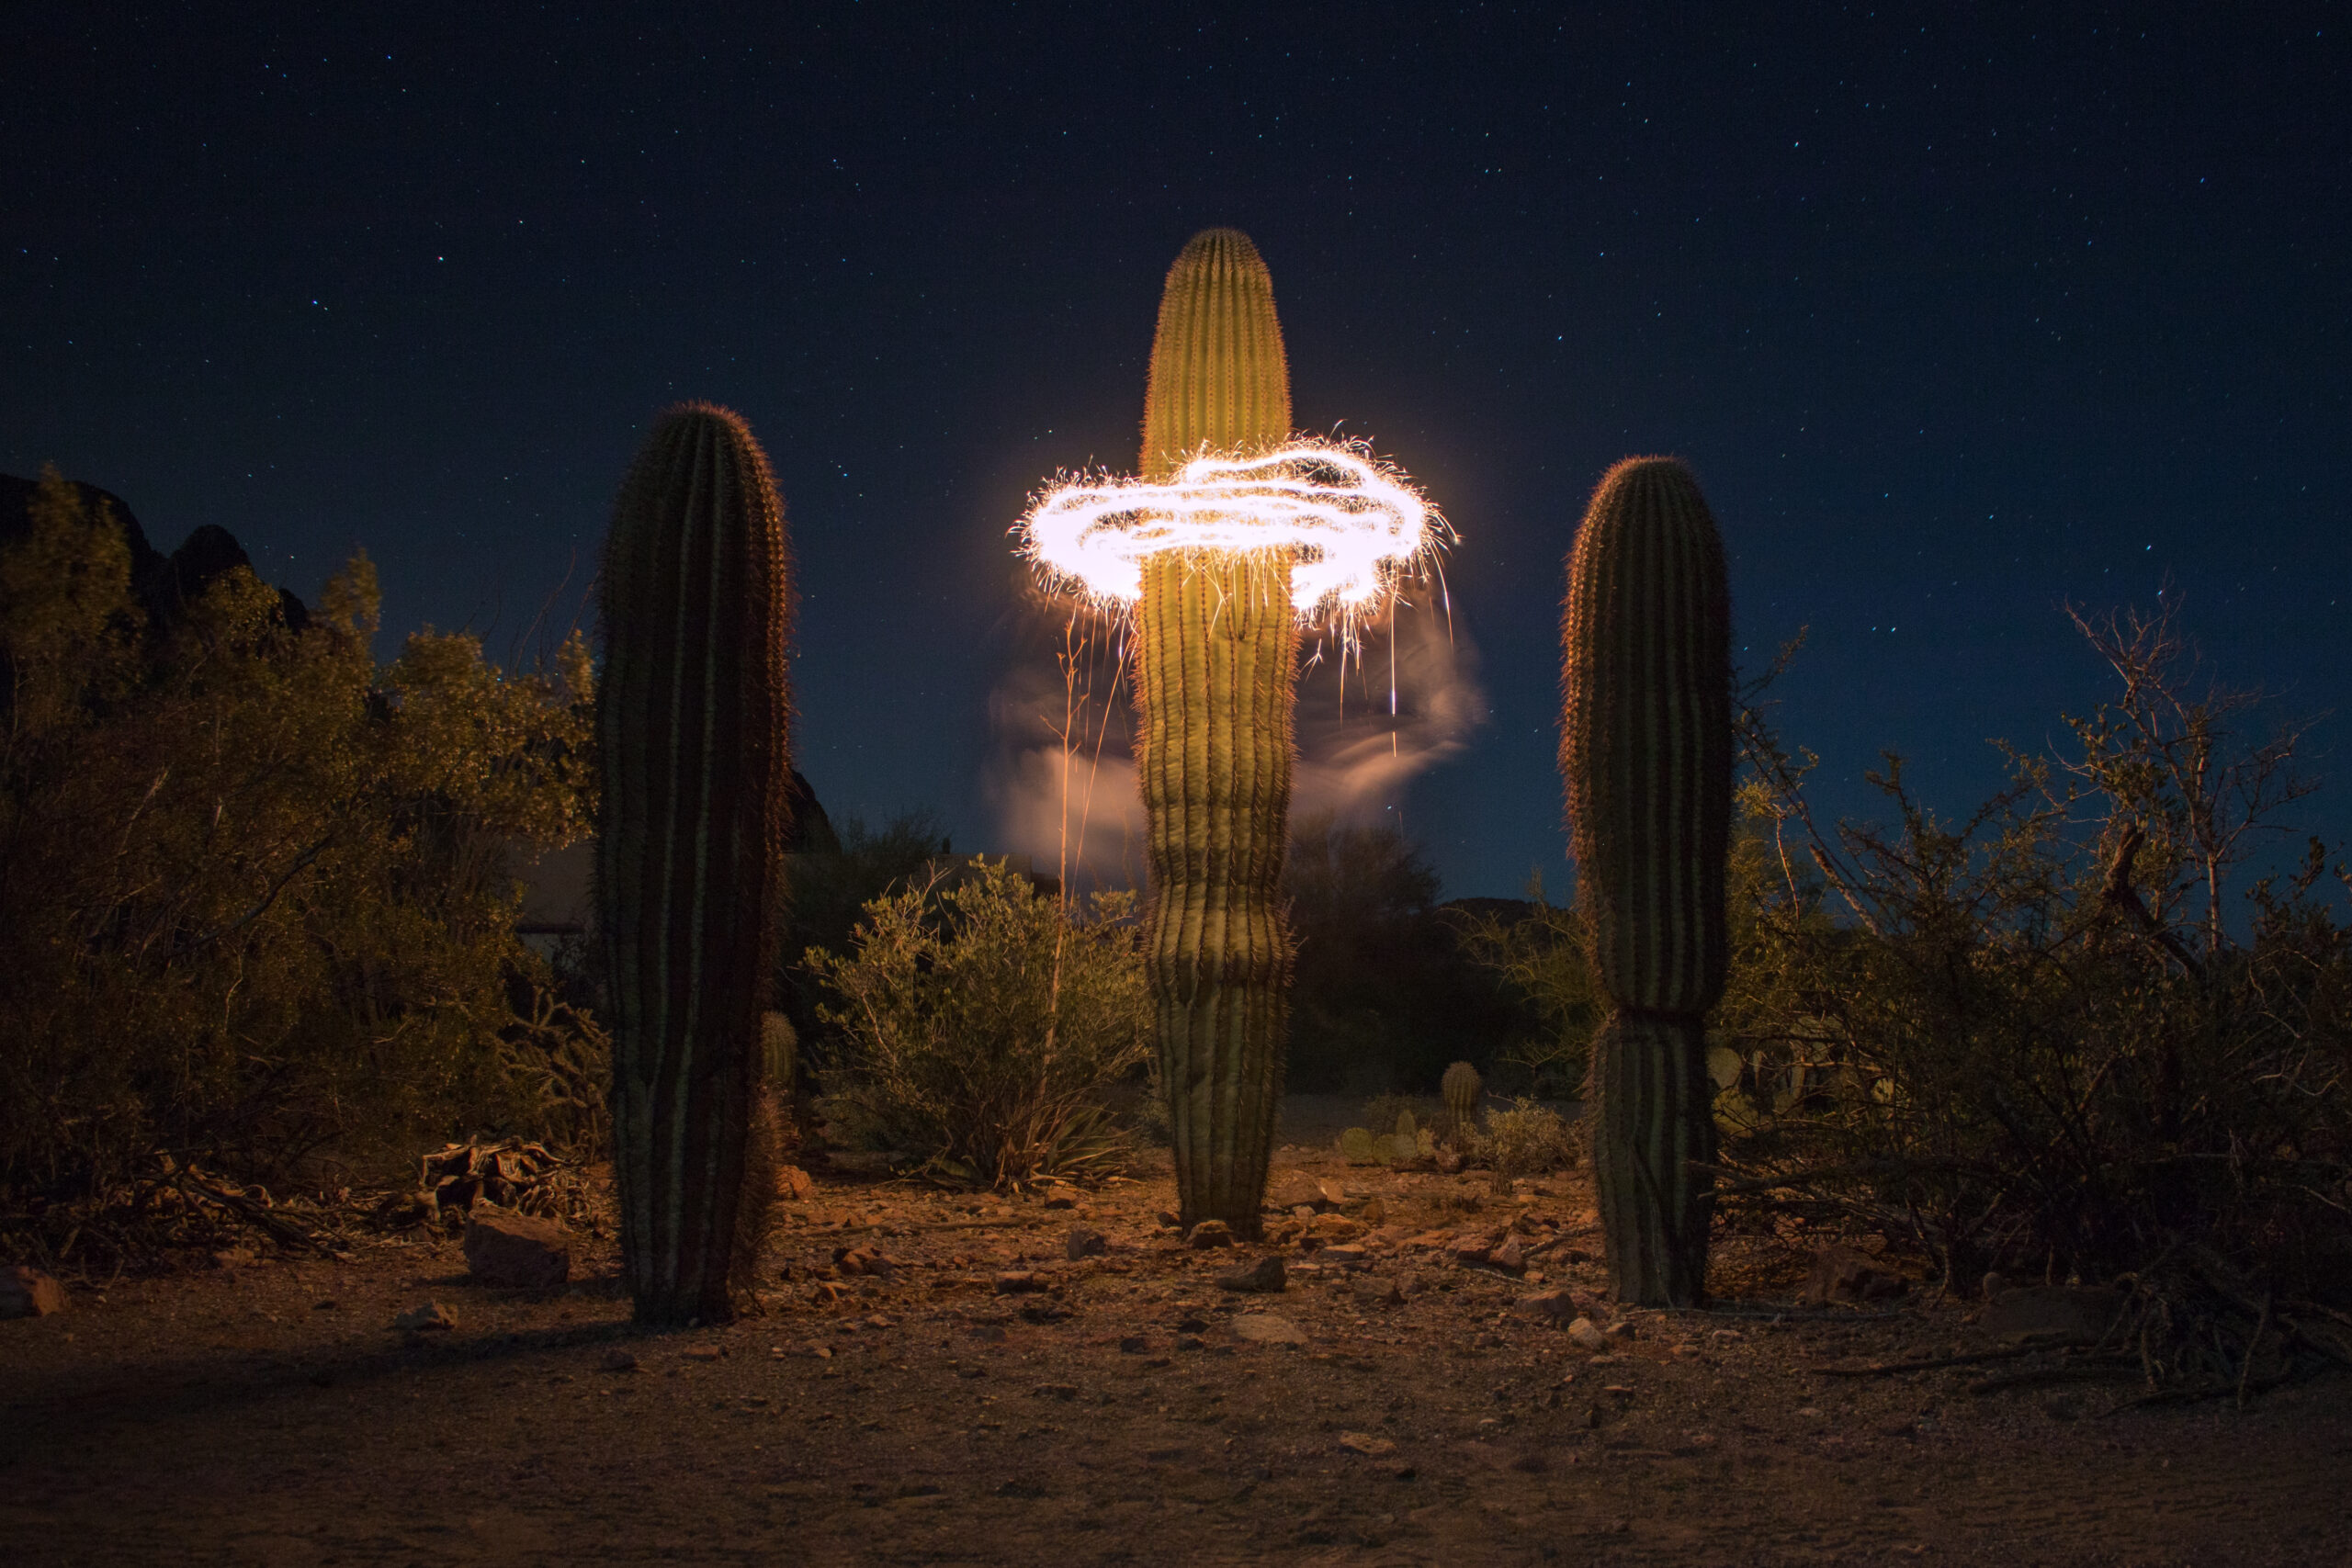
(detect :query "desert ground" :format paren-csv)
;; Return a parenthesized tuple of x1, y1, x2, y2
(3, 1100, 2346, 1568)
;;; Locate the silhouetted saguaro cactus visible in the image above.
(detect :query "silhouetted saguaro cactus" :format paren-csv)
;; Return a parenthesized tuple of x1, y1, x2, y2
(1559, 456, 1733, 1307)
(1136, 229, 1297, 1235)
(597, 402, 794, 1325)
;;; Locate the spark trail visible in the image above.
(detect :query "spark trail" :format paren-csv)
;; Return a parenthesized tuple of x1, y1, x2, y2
(1016, 438, 1445, 621)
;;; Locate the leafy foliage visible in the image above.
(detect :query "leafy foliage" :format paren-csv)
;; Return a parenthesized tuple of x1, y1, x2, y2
(808, 859, 1151, 1190)
(0, 470, 596, 1214)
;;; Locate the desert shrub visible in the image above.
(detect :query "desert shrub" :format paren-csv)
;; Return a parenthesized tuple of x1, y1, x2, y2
(1716, 607, 2352, 1301)
(1480, 1098, 1580, 1184)
(0, 470, 596, 1224)
(807, 858, 1150, 1190)
(1450, 885, 1603, 1097)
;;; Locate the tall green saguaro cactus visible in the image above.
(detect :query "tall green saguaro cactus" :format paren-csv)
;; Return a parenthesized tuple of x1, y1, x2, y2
(1559, 457, 1733, 1306)
(597, 402, 795, 1325)
(1136, 229, 1298, 1235)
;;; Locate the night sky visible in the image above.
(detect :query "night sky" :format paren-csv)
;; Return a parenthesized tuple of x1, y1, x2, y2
(8, 6, 2346, 900)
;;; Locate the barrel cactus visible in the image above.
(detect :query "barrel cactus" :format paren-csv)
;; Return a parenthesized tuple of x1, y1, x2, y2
(1136, 228, 1298, 1236)
(1558, 456, 1733, 1307)
(596, 402, 795, 1325)
(1441, 1060, 1484, 1140)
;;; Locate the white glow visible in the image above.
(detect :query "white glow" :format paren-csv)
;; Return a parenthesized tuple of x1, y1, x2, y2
(1017, 440, 1442, 618)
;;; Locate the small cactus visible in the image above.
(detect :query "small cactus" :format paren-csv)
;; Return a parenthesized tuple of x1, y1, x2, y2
(1338, 1126, 1378, 1165)
(1441, 1060, 1483, 1139)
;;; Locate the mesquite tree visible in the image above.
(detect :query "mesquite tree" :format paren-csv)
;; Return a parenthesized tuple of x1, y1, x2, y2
(596, 402, 794, 1325)
(1559, 456, 1734, 1306)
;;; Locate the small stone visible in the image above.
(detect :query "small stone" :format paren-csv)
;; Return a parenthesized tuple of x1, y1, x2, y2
(392, 1301, 456, 1333)
(1175, 1333, 1205, 1351)
(1307, 1213, 1363, 1243)
(1351, 1275, 1407, 1307)
(1230, 1313, 1309, 1346)
(462, 1205, 571, 1289)
(1216, 1256, 1287, 1293)
(1034, 1382, 1080, 1400)
(1450, 1237, 1492, 1267)
(1320, 1245, 1370, 1270)
(1186, 1220, 1234, 1249)
(600, 1348, 640, 1372)
(1566, 1315, 1608, 1350)
(1119, 1335, 1150, 1354)
(1043, 1190, 1077, 1210)
(1292, 1204, 1317, 1221)
(1338, 1431, 1396, 1456)
(970, 1324, 1009, 1344)
(777, 1165, 817, 1201)
(1019, 1301, 1072, 1324)
(1066, 1225, 1108, 1261)
(1516, 1287, 1578, 1325)
(0, 1266, 69, 1320)
(681, 1345, 725, 1361)
(1491, 1235, 1526, 1274)
(1156, 1210, 1182, 1229)
(1602, 1319, 1635, 1340)
(995, 1270, 1047, 1294)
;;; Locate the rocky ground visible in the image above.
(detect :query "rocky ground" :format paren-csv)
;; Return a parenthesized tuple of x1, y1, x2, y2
(3, 1118, 2348, 1567)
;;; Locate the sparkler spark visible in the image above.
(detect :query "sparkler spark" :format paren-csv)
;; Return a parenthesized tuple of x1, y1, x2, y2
(1018, 439, 1444, 619)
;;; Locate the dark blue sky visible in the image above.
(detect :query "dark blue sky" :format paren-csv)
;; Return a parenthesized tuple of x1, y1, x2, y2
(7, 4, 2346, 898)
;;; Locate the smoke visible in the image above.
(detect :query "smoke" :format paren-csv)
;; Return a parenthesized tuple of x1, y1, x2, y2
(986, 595, 1486, 887)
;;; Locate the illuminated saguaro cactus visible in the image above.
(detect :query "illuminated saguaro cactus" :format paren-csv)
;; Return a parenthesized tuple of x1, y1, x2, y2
(597, 402, 794, 1325)
(1136, 229, 1299, 1235)
(1559, 456, 1733, 1307)
(1016, 230, 1440, 1235)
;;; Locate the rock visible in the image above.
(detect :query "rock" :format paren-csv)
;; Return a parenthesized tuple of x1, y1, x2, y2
(777, 1166, 817, 1201)
(1216, 1257, 1287, 1293)
(836, 1247, 895, 1279)
(1230, 1313, 1309, 1346)
(1308, 1213, 1363, 1243)
(0, 1266, 68, 1320)
(1338, 1431, 1396, 1456)
(1175, 1333, 1206, 1351)
(1186, 1220, 1234, 1249)
(392, 1301, 457, 1332)
(1980, 1285, 2123, 1342)
(1801, 1243, 1908, 1307)
(462, 1206, 571, 1289)
(681, 1345, 725, 1361)
(1435, 1146, 1464, 1175)
(1118, 1335, 1150, 1354)
(1317, 1179, 1351, 1207)
(1450, 1237, 1492, 1267)
(1066, 1225, 1108, 1260)
(1515, 1287, 1578, 1325)
(994, 1270, 1048, 1294)
(1358, 1196, 1387, 1226)
(1034, 1382, 1080, 1401)
(1042, 1190, 1078, 1210)
(600, 1348, 640, 1371)
(1352, 1275, 1407, 1307)
(1490, 1235, 1526, 1274)
(1566, 1315, 1609, 1350)
(1019, 1302, 1072, 1324)
(1320, 1245, 1370, 1270)
(1268, 1178, 1325, 1211)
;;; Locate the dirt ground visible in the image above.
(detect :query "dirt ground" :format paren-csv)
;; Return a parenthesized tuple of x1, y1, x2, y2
(4, 1111, 2348, 1567)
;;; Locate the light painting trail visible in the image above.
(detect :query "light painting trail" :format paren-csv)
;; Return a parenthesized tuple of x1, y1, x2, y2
(1017, 437, 1445, 621)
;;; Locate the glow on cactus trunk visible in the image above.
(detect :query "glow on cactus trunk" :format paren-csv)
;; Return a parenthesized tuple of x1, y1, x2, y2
(1017, 437, 1443, 630)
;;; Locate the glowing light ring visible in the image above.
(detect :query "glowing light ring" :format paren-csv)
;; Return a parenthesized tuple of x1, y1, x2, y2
(1019, 440, 1441, 615)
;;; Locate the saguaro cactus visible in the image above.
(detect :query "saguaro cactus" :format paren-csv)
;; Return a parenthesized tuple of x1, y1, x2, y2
(597, 402, 795, 1325)
(1136, 229, 1298, 1235)
(1558, 456, 1733, 1306)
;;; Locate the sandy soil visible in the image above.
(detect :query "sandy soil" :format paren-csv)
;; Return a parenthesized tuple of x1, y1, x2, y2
(3, 1123, 2347, 1567)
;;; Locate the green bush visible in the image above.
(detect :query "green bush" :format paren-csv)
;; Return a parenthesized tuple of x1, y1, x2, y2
(0, 470, 596, 1220)
(807, 858, 1150, 1190)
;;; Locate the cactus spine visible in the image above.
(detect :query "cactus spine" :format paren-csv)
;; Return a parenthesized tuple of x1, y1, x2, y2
(1136, 229, 1297, 1236)
(1559, 457, 1733, 1307)
(597, 402, 794, 1325)
(1441, 1060, 1484, 1140)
